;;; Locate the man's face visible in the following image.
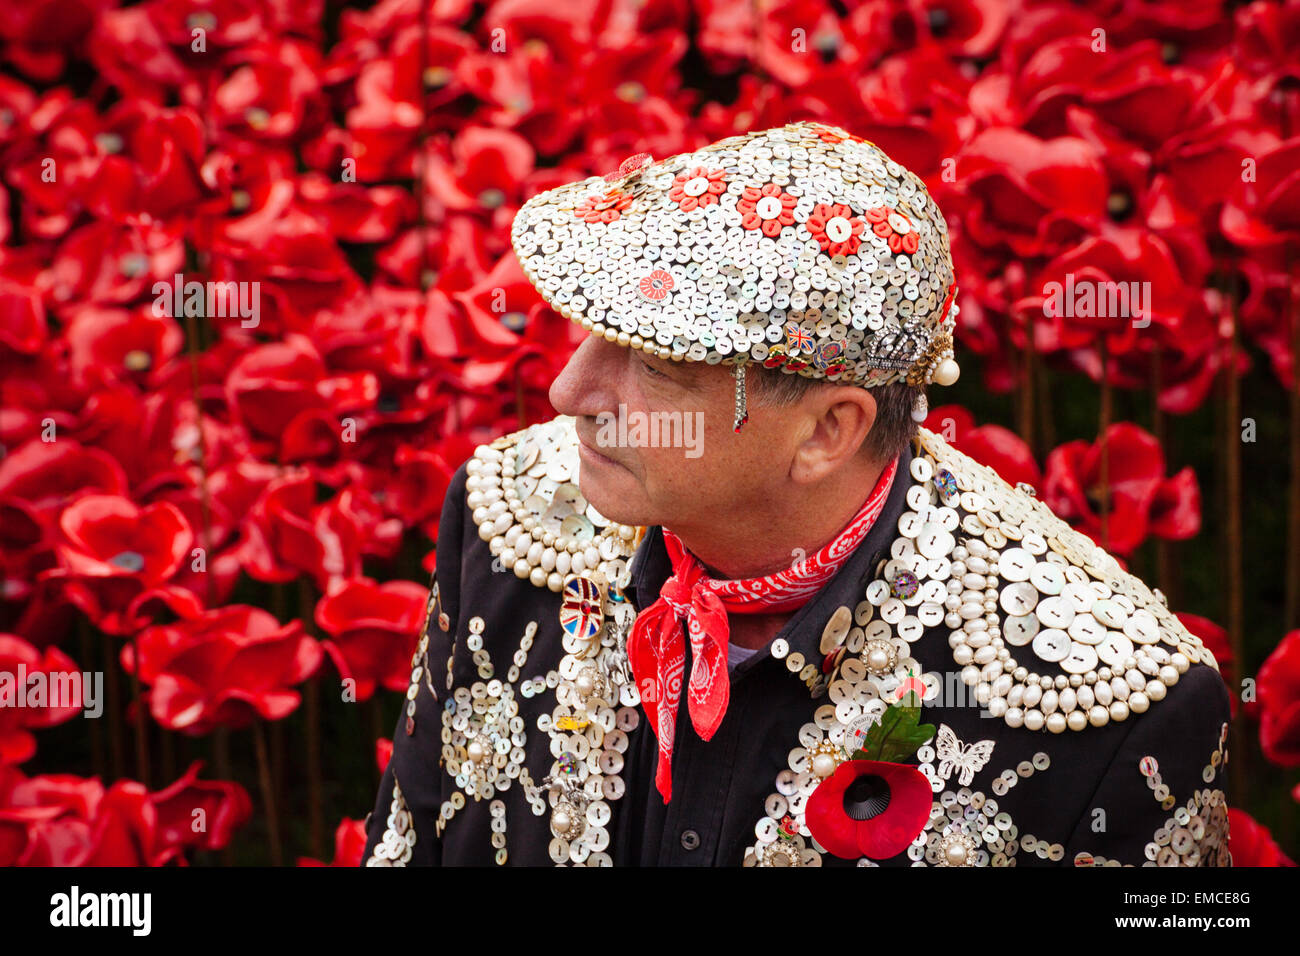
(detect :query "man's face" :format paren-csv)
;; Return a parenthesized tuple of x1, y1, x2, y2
(547, 335, 808, 533)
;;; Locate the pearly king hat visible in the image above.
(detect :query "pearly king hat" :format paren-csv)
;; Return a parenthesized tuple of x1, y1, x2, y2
(509, 120, 961, 430)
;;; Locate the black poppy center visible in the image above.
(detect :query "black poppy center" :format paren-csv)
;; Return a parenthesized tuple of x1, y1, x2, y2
(843, 774, 892, 821)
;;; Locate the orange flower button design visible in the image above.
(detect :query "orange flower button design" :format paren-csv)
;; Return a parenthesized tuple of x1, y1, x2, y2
(637, 268, 675, 302)
(574, 187, 634, 224)
(865, 205, 920, 255)
(738, 183, 798, 237)
(807, 202, 867, 257)
(669, 166, 726, 212)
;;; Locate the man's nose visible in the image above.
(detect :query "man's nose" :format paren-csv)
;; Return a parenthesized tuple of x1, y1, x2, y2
(549, 333, 620, 417)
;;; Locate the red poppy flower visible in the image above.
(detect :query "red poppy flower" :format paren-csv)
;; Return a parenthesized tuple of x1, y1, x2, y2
(125, 604, 322, 734)
(1226, 808, 1295, 867)
(1258, 630, 1300, 768)
(1221, 139, 1300, 250)
(573, 187, 633, 223)
(316, 577, 428, 700)
(1176, 613, 1237, 719)
(148, 760, 252, 856)
(737, 183, 797, 237)
(668, 166, 726, 212)
(805, 759, 932, 860)
(298, 817, 368, 867)
(0, 635, 84, 764)
(1042, 423, 1201, 556)
(807, 202, 867, 257)
(955, 128, 1107, 258)
(923, 404, 1043, 491)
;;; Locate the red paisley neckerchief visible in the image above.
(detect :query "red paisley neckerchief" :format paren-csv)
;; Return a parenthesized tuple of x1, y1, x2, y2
(628, 455, 899, 803)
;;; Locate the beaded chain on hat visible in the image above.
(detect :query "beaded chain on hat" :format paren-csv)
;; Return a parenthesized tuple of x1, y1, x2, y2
(510, 121, 961, 431)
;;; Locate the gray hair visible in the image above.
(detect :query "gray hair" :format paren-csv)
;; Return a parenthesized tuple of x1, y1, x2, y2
(747, 364, 921, 465)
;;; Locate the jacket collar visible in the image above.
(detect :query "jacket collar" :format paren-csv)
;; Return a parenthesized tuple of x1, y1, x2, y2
(626, 439, 916, 697)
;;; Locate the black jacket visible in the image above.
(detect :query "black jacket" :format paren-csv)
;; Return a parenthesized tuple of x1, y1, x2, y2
(362, 419, 1233, 867)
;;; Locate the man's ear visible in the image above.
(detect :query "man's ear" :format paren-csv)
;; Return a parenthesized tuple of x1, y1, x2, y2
(788, 386, 877, 484)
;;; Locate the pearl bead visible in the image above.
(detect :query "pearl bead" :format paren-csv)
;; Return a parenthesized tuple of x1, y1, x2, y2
(468, 740, 485, 762)
(934, 358, 961, 386)
(812, 754, 837, 778)
(553, 809, 570, 831)
(945, 843, 968, 865)
(576, 674, 594, 696)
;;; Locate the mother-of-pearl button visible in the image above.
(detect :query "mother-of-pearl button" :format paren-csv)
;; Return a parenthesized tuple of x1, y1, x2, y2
(755, 195, 783, 219)
(1091, 599, 1128, 628)
(1003, 614, 1040, 646)
(998, 547, 1032, 582)
(1036, 595, 1075, 628)
(1029, 562, 1066, 595)
(1060, 642, 1099, 674)
(825, 216, 854, 242)
(1124, 610, 1160, 644)
(1032, 628, 1071, 662)
(1062, 582, 1095, 613)
(1097, 631, 1135, 667)
(1000, 582, 1039, 616)
(683, 176, 710, 196)
(1067, 613, 1106, 645)
(917, 523, 954, 559)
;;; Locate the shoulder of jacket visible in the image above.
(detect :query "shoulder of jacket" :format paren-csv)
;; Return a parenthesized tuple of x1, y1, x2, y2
(904, 426, 1220, 733)
(463, 415, 642, 595)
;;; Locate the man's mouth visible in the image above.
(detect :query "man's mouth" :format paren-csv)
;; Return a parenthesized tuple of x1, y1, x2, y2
(575, 430, 625, 470)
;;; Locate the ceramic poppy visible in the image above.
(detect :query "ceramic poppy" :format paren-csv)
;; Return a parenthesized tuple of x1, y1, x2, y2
(805, 759, 932, 860)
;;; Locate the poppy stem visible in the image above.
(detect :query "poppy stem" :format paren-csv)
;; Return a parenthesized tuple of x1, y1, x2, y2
(1020, 307, 1037, 457)
(1150, 350, 1173, 602)
(253, 720, 283, 866)
(212, 728, 234, 866)
(1223, 272, 1247, 809)
(297, 575, 324, 860)
(100, 631, 125, 781)
(127, 632, 150, 789)
(78, 616, 105, 780)
(370, 696, 385, 788)
(1036, 349, 1056, 461)
(1098, 339, 1111, 551)
(159, 720, 175, 786)
(179, 241, 218, 608)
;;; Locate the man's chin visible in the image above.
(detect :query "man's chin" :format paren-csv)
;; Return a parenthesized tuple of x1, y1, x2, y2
(575, 445, 650, 526)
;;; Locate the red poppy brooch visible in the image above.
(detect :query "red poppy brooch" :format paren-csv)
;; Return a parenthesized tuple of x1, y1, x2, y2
(804, 698, 936, 861)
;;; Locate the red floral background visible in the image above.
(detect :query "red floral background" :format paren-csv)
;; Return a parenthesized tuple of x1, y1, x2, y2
(1, 0, 1298, 866)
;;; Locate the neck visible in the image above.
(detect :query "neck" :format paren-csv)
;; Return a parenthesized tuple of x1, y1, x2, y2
(667, 454, 893, 580)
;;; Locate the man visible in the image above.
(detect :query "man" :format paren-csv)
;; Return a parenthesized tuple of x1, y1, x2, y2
(362, 121, 1232, 866)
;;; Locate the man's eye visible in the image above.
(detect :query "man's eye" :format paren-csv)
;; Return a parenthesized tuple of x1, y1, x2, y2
(638, 357, 667, 378)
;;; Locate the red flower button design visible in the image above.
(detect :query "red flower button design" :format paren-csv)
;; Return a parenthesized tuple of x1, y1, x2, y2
(574, 187, 634, 223)
(637, 268, 675, 302)
(865, 205, 920, 255)
(807, 202, 867, 257)
(669, 166, 726, 212)
(805, 759, 932, 860)
(738, 183, 798, 237)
